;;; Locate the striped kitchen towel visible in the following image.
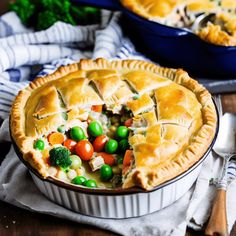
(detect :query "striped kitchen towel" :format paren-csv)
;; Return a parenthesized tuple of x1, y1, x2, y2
(0, 11, 148, 119)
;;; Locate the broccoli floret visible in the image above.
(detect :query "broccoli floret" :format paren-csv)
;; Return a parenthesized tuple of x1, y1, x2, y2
(49, 146, 72, 170)
(71, 6, 100, 25)
(10, 0, 100, 30)
(9, 0, 35, 25)
(36, 0, 76, 30)
(37, 10, 59, 31)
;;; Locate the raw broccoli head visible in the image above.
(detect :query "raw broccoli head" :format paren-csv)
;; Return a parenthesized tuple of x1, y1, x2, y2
(49, 146, 72, 170)
(9, 0, 100, 31)
(37, 10, 59, 31)
(9, 0, 35, 25)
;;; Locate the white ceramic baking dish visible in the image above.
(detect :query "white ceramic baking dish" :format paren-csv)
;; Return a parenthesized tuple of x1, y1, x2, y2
(11, 100, 219, 219)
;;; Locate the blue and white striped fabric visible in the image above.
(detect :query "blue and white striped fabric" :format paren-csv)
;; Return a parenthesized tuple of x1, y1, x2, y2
(0, 11, 148, 119)
(228, 160, 236, 180)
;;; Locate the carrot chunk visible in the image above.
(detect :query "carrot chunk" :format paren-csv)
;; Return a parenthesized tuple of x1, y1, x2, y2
(97, 152, 116, 166)
(48, 132, 65, 145)
(123, 150, 133, 167)
(91, 105, 103, 113)
(124, 118, 133, 127)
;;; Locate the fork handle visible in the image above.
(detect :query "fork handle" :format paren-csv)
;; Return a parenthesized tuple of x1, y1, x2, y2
(205, 189, 228, 236)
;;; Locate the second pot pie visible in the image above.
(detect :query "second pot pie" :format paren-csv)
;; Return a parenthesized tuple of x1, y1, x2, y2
(121, 0, 236, 46)
(10, 58, 217, 190)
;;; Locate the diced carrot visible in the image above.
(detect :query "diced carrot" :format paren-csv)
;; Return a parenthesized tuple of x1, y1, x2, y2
(47, 132, 65, 145)
(98, 152, 116, 166)
(91, 105, 103, 113)
(124, 118, 133, 127)
(123, 150, 133, 167)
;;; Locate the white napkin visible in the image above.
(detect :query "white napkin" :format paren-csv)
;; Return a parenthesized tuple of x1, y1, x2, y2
(0, 10, 236, 236)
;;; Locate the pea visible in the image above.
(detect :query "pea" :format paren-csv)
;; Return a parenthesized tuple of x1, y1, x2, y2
(119, 139, 129, 152)
(116, 126, 129, 139)
(88, 121, 103, 137)
(84, 179, 97, 188)
(109, 125, 116, 132)
(57, 125, 66, 133)
(72, 176, 87, 185)
(70, 155, 82, 169)
(112, 166, 121, 175)
(105, 139, 118, 154)
(100, 164, 113, 181)
(70, 126, 86, 141)
(34, 139, 45, 150)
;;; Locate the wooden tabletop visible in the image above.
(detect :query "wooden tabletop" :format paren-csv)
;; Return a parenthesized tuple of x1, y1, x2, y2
(0, 1, 236, 235)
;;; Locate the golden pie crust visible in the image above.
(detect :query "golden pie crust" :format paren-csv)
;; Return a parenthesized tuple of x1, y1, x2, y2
(11, 58, 217, 190)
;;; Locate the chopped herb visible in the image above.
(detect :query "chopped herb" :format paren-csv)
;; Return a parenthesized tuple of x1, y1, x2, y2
(57, 125, 66, 133)
(133, 94, 140, 100)
(124, 106, 130, 112)
(111, 174, 122, 188)
(209, 178, 214, 185)
(62, 112, 68, 121)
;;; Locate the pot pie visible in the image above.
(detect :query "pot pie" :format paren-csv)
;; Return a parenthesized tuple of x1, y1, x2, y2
(11, 58, 217, 190)
(120, 0, 236, 46)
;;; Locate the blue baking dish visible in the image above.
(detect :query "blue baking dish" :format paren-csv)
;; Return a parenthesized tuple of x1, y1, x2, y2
(73, 0, 236, 77)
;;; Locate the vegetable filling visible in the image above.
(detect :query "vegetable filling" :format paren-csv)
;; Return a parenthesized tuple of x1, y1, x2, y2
(33, 105, 134, 189)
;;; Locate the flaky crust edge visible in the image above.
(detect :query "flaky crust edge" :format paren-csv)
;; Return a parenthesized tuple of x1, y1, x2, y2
(10, 58, 217, 189)
(120, 0, 158, 21)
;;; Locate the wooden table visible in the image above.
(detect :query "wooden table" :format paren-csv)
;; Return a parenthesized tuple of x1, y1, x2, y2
(0, 1, 236, 235)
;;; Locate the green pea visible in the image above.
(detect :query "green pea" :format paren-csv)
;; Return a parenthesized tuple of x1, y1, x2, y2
(116, 126, 129, 139)
(88, 121, 103, 137)
(105, 139, 118, 154)
(61, 112, 68, 121)
(34, 139, 45, 150)
(100, 164, 113, 181)
(84, 179, 97, 188)
(70, 155, 82, 169)
(119, 139, 129, 152)
(57, 125, 66, 133)
(72, 176, 87, 185)
(70, 126, 86, 141)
